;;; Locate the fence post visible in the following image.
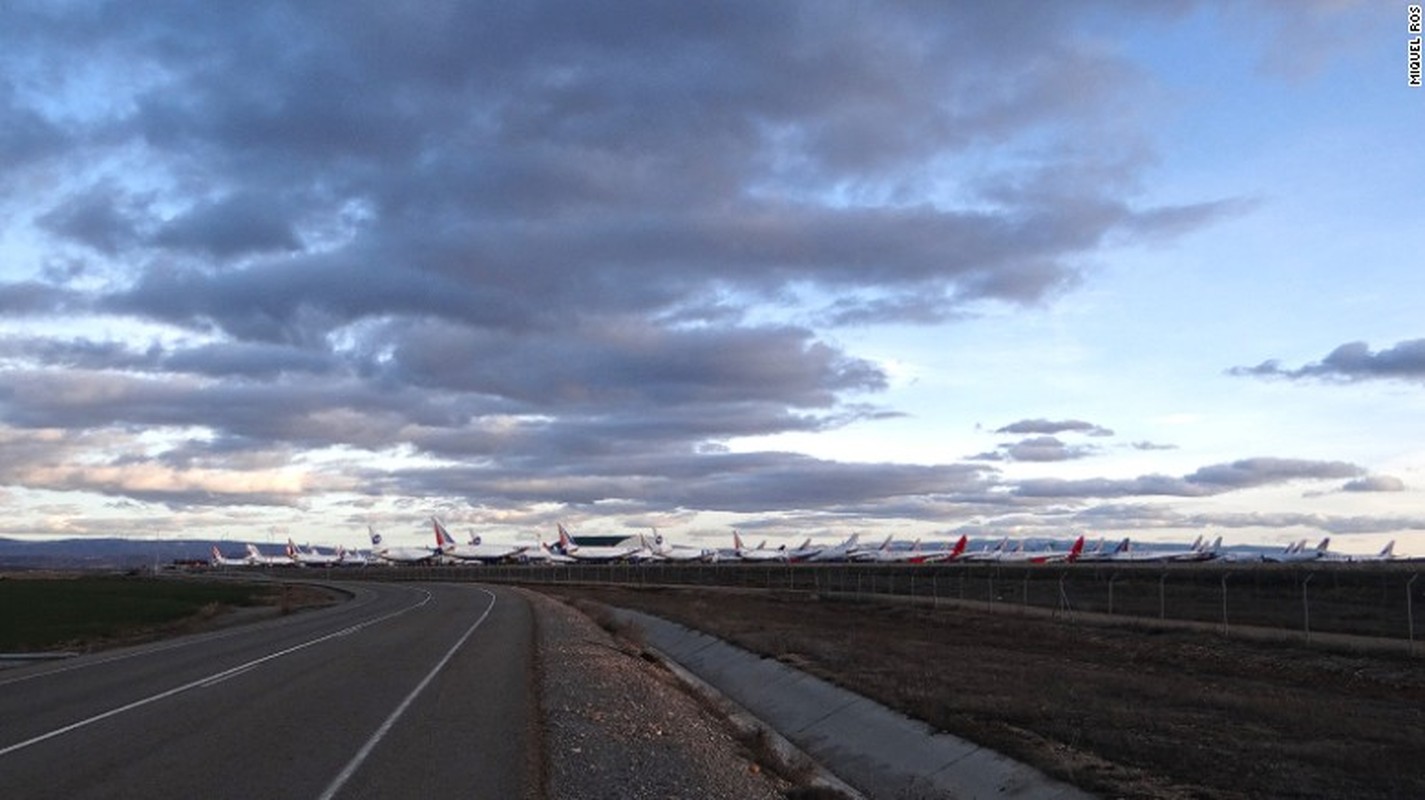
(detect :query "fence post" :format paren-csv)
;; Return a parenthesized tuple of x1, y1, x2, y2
(1302, 573, 1314, 643)
(1220, 573, 1231, 636)
(1159, 572, 1168, 620)
(1409, 573, 1419, 656)
(1059, 572, 1071, 616)
(1108, 573, 1118, 615)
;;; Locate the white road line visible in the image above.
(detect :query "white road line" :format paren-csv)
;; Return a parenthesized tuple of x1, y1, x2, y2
(317, 588, 498, 800)
(0, 589, 431, 759)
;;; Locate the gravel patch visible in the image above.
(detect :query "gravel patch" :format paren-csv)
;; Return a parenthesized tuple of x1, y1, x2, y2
(523, 589, 793, 800)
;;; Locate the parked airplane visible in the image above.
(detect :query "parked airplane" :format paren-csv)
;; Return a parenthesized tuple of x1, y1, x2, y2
(555, 524, 642, 562)
(783, 537, 824, 562)
(1170, 536, 1222, 562)
(1083, 536, 1210, 563)
(1358, 540, 1397, 562)
(916, 534, 969, 563)
(848, 534, 894, 562)
(852, 537, 942, 563)
(1262, 537, 1329, 563)
(286, 539, 342, 567)
(984, 535, 1086, 563)
(368, 526, 438, 564)
(210, 545, 250, 567)
(432, 518, 525, 563)
(807, 533, 862, 562)
(640, 530, 712, 562)
(335, 545, 369, 566)
(1318, 539, 1397, 563)
(521, 539, 577, 564)
(245, 543, 293, 567)
(732, 531, 788, 562)
(960, 536, 1010, 562)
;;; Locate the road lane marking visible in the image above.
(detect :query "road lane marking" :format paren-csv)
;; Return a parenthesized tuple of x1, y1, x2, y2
(317, 588, 498, 800)
(0, 589, 432, 759)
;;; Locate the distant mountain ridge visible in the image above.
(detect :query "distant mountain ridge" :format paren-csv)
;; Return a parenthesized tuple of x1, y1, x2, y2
(0, 537, 240, 569)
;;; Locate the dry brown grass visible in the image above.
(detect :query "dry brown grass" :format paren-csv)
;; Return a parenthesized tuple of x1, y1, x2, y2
(543, 585, 1425, 800)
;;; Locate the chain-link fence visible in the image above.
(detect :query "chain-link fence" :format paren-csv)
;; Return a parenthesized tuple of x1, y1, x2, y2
(340, 561, 1423, 651)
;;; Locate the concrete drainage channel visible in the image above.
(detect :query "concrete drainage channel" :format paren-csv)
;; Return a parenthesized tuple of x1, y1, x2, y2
(610, 607, 1095, 800)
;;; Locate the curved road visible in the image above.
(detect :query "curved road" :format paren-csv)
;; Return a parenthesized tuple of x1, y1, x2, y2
(0, 582, 537, 799)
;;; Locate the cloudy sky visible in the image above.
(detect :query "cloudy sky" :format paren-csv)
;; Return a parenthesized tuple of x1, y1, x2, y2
(2, 1, 1421, 553)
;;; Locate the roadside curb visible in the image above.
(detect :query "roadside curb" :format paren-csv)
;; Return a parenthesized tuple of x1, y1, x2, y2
(637, 633, 868, 800)
(611, 606, 1096, 800)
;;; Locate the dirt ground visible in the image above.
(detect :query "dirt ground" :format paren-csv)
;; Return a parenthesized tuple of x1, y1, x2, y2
(539, 585, 1425, 800)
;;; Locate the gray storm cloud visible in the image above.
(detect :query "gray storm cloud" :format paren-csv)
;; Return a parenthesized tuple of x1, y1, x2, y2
(1233, 339, 1425, 383)
(0, 1, 1313, 523)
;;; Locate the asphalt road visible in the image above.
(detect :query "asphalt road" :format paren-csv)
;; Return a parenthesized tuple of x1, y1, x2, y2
(0, 582, 538, 800)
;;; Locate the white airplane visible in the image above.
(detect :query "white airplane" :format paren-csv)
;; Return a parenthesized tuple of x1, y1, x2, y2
(367, 526, 438, 564)
(555, 524, 642, 562)
(848, 534, 894, 562)
(286, 539, 342, 567)
(783, 537, 823, 562)
(1357, 540, 1397, 562)
(639, 529, 712, 562)
(432, 518, 526, 563)
(1262, 537, 1329, 563)
(1317, 539, 1397, 563)
(245, 543, 293, 567)
(851, 535, 909, 563)
(991, 535, 1086, 564)
(335, 545, 369, 566)
(1162, 535, 1221, 562)
(210, 545, 250, 567)
(960, 536, 1015, 562)
(520, 539, 577, 564)
(732, 531, 788, 562)
(916, 534, 969, 563)
(859, 534, 971, 564)
(1084, 537, 1203, 563)
(807, 533, 862, 562)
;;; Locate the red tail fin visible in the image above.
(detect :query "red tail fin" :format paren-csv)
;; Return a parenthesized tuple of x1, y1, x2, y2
(1067, 535, 1085, 562)
(950, 534, 967, 558)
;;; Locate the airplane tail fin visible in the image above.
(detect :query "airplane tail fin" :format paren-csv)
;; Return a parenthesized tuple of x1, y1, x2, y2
(557, 524, 575, 554)
(950, 534, 967, 558)
(733, 530, 746, 551)
(285, 539, 298, 558)
(1067, 535, 1086, 562)
(1380, 540, 1396, 558)
(1316, 536, 1330, 553)
(432, 517, 456, 550)
(368, 526, 382, 546)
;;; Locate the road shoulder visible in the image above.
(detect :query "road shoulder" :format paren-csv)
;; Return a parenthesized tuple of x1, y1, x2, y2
(522, 588, 793, 800)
